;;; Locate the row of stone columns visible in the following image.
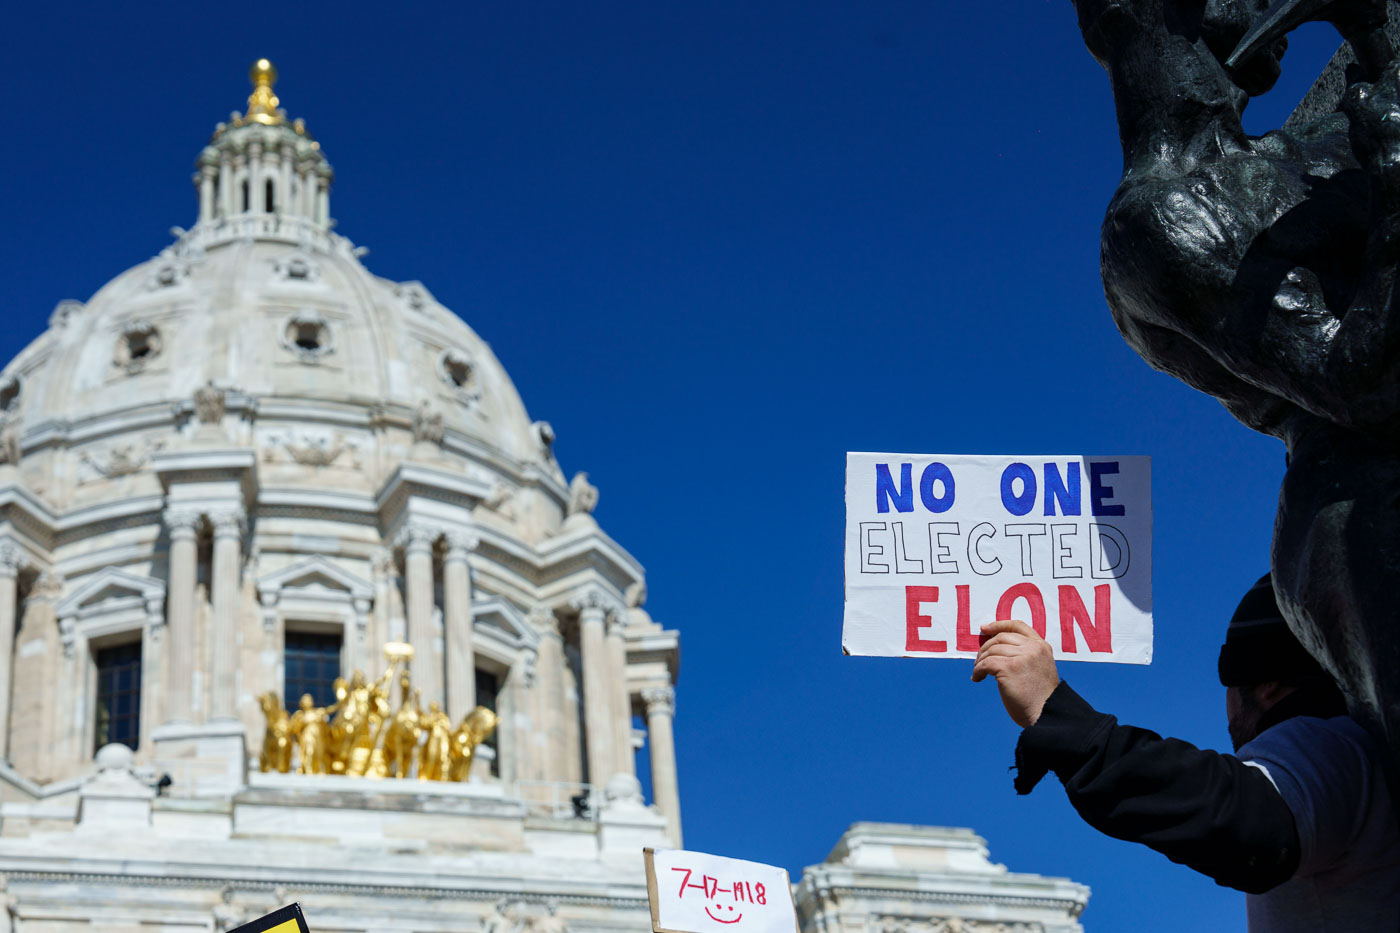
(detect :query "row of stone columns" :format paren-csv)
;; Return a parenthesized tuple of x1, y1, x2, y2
(395, 523, 480, 718)
(567, 586, 682, 843)
(163, 506, 245, 725)
(2, 507, 683, 837)
(200, 139, 331, 225)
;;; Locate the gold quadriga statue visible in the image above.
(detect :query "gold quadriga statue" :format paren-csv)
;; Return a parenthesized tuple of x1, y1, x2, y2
(258, 642, 498, 781)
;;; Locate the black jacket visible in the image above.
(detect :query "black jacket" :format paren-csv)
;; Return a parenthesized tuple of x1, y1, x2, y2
(1015, 681, 1300, 893)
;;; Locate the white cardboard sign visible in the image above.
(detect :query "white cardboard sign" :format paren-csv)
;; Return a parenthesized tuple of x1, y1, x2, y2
(843, 453, 1152, 664)
(644, 848, 798, 933)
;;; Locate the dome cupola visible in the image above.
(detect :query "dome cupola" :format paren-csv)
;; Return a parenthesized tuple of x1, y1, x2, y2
(193, 59, 334, 230)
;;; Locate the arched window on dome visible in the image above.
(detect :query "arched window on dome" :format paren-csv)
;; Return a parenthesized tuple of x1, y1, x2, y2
(265, 179, 276, 214)
(241, 179, 250, 213)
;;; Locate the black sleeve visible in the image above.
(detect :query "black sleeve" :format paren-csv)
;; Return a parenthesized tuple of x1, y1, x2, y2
(1014, 682, 1300, 894)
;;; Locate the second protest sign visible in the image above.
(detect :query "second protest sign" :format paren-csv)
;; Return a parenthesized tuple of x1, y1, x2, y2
(843, 452, 1152, 664)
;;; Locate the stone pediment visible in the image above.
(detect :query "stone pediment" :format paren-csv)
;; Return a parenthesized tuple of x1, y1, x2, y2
(56, 567, 165, 618)
(471, 596, 540, 654)
(257, 555, 372, 600)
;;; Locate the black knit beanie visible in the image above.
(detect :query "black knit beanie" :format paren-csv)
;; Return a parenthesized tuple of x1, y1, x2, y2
(1217, 573, 1327, 687)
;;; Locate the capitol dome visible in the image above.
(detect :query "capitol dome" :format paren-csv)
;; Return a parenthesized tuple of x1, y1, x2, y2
(5, 60, 552, 486)
(0, 61, 678, 819)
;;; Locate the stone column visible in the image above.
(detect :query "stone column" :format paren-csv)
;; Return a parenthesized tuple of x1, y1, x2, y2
(218, 152, 232, 218)
(56, 616, 89, 772)
(0, 543, 21, 760)
(606, 610, 635, 778)
(163, 509, 200, 724)
(247, 140, 263, 214)
(198, 165, 217, 224)
(140, 593, 164, 753)
(442, 532, 478, 720)
(572, 590, 615, 787)
(20, 575, 61, 780)
(400, 524, 441, 707)
(529, 608, 565, 783)
(370, 549, 391, 653)
(643, 686, 683, 846)
(317, 174, 330, 225)
(351, 597, 371, 675)
(208, 509, 244, 721)
(279, 145, 294, 216)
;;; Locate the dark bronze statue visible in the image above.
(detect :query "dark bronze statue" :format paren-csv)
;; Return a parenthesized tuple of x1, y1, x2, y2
(1071, 0, 1400, 753)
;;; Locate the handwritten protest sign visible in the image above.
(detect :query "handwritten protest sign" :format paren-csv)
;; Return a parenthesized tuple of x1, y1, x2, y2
(843, 453, 1152, 664)
(644, 848, 799, 933)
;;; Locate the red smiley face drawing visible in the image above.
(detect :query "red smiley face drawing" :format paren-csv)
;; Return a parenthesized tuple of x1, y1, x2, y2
(704, 904, 742, 924)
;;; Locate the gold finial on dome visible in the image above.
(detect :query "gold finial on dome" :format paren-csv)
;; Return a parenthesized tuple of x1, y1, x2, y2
(245, 58, 283, 125)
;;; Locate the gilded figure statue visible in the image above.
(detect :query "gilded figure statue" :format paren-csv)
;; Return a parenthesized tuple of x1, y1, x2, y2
(288, 693, 334, 775)
(418, 701, 454, 781)
(383, 674, 423, 779)
(258, 641, 496, 782)
(257, 692, 292, 773)
(449, 706, 500, 782)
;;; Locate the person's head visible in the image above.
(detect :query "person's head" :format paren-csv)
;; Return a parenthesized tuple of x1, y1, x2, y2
(299, 693, 314, 712)
(1219, 574, 1345, 750)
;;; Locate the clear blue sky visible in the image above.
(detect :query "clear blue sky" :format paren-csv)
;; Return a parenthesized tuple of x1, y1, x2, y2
(3, 3, 1350, 930)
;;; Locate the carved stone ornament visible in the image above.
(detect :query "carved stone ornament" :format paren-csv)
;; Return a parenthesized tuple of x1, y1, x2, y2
(481, 481, 518, 519)
(273, 250, 320, 282)
(79, 438, 164, 483)
(567, 471, 598, 516)
(280, 308, 334, 363)
(394, 521, 441, 554)
(164, 508, 203, 535)
(642, 685, 675, 717)
(145, 256, 190, 290)
(528, 606, 560, 635)
(534, 420, 556, 451)
(395, 282, 429, 313)
(0, 427, 18, 467)
(49, 299, 82, 329)
(569, 586, 623, 621)
(1072, 0, 1400, 754)
(283, 432, 348, 467)
(193, 381, 225, 424)
(208, 507, 247, 539)
(444, 530, 480, 558)
(0, 543, 22, 579)
(437, 348, 482, 405)
(413, 401, 445, 445)
(112, 320, 163, 374)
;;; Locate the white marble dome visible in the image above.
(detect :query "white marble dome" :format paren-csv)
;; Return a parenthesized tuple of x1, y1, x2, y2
(0, 59, 667, 797)
(3, 152, 551, 478)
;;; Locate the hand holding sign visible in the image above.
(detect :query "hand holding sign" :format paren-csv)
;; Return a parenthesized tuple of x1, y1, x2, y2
(843, 453, 1152, 664)
(971, 619, 1061, 727)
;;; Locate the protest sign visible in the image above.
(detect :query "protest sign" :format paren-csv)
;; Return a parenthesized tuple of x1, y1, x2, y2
(644, 848, 799, 933)
(843, 453, 1152, 664)
(229, 904, 311, 933)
